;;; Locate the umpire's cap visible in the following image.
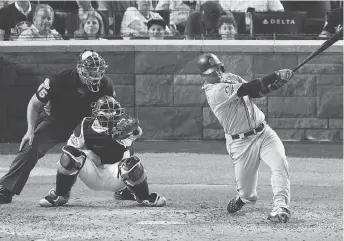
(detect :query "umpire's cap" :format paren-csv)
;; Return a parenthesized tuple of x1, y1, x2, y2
(197, 53, 224, 75)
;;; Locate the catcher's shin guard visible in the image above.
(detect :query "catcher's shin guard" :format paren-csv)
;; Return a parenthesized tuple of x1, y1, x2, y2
(114, 187, 136, 201)
(53, 145, 84, 197)
(127, 179, 150, 202)
(55, 171, 77, 197)
(118, 155, 166, 207)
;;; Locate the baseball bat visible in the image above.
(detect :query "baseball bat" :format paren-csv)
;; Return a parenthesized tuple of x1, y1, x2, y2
(293, 27, 343, 73)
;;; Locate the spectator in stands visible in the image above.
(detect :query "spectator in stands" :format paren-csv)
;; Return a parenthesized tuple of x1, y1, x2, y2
(31, 1, 109, 39)
(31, 1, 79, 39)
(121, 0, 170, 37)
(73, 10, 105, 40)
(155, 0, 201, 34)
(77, 1, 109, 36)
(147, 16, 167, 40)
(77, 1, 95, 20)
(95, 0, 110, 32)
(184, 1, 224, 39)
(216, 0, 284, 13)
(0, 0, 36, 41)
(106, 1, 136, 36)
(318, 7, 343, 39)
(16, 4, 62, 40)
(218, 13, 237, 40)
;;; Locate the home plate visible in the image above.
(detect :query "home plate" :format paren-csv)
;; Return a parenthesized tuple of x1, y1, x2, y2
(137, 221, 186, 225)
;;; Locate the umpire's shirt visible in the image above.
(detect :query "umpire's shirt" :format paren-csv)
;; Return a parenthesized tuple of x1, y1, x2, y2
(36, 68, 115, 130)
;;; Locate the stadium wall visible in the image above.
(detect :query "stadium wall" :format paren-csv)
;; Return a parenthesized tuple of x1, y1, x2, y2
(0, 40, 342, 142)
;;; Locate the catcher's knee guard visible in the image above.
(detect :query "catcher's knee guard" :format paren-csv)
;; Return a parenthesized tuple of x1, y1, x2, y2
(119, 155, 150, 201)
(58, 145, 87, 175)
(119, 155, 146, 186)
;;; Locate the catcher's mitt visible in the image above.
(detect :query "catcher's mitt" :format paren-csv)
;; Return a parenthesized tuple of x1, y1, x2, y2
(111, 116, 139, 140)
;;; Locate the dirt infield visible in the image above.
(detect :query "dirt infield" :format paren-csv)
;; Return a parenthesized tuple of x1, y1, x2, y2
(0, 142, 342, 241)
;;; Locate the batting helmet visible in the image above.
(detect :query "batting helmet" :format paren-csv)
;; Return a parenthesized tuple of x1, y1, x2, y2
(197, 53, 224, 75)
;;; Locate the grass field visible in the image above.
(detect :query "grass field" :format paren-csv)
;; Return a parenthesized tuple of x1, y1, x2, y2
(0, 142, 342, 241)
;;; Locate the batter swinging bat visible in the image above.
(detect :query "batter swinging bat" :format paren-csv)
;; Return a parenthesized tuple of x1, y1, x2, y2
(293, 27, 343, 73)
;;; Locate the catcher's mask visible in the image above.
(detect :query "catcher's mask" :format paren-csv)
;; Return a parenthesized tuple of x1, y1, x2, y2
(91, 95, 125, 134)
(197, 53, 225, 77)
(77, 49, 108, 92)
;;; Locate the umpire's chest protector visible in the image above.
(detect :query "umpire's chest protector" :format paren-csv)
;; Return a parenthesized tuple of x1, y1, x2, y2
(48, 70, 112, 127)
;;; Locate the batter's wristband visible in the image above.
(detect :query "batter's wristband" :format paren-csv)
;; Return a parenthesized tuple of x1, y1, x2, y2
(261, 72, 278, 86)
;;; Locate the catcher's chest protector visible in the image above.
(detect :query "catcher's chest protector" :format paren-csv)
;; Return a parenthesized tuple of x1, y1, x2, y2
(83, 117, 128, 164)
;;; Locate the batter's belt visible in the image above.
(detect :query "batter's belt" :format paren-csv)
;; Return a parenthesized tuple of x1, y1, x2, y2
(230, 122, 265, 140)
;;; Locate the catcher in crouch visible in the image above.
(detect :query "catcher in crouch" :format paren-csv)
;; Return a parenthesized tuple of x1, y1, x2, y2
(39, 95, 166, 208)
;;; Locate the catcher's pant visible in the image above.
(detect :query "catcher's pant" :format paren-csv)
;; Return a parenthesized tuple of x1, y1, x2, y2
(78, 150, 130, 192)
(226, 124, 290, 209)
(0, 111, 72, 195)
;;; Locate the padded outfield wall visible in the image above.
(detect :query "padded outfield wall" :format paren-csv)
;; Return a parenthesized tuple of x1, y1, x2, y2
(0, 40, 342, 142)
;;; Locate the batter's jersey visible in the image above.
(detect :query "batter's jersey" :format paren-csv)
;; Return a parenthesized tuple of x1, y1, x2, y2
(35, 68, 116, 129)
(202, 73, 265, 135)
(68, 117, 139, 165)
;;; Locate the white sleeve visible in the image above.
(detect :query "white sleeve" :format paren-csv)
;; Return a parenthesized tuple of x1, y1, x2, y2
(121, 7, 142, 35)
(67, 119, 86, 149)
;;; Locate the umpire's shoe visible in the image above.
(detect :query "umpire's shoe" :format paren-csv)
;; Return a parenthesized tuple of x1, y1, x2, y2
(268, 207, 291, 223)
(227, 196, 245, 213)
(114, 187, 136, 201)
(39, 189, 70, 207)
(0, 185, 14, 204)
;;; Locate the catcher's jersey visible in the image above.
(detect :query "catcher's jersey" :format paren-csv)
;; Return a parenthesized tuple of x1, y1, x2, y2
(203, 73, 265, 135)
(68, 117, 132, 165)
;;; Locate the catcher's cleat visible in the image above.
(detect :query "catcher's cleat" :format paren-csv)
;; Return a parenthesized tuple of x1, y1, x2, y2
(140, 193, 166, 207)
(114, 187, 136, 201)
(268, 207, 291, 223)
(227, 196, 245, 213)
(0, 185, 13, 204)
(39, 189, 70, 207)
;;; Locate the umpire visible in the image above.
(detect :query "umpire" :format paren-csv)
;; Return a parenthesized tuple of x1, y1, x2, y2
(0, 49, 116, 204)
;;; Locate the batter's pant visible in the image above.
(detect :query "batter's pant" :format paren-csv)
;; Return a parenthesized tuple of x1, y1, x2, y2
(226, 124, 290, 209)
(0, 112, 73, 195)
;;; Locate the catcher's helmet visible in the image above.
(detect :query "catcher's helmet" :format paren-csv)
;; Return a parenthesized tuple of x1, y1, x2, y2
(91, 95, 125, 134)
(77, 49, 108, 92)
(197, 53, 224, 76)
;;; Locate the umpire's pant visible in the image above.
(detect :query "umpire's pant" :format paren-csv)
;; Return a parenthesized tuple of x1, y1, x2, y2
(0, 112, 73, 195)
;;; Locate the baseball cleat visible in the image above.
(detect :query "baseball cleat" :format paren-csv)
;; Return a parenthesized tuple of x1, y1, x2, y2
(39, 189, 70, 207)
(268, 207, 291, 223)
(114, 187, 136, 201)
(0, 185, 13, 204)
(227, 196, 245, 213)
(141, 193, 166, 207)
